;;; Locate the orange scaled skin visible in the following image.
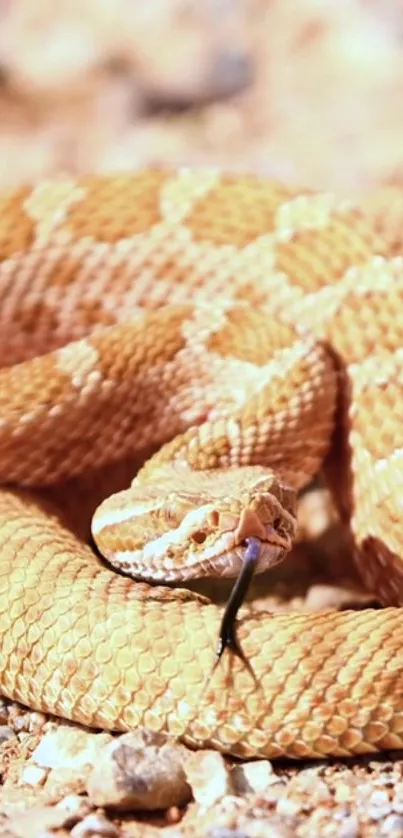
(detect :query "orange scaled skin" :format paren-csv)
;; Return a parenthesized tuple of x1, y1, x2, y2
(0, 170, 402, 759)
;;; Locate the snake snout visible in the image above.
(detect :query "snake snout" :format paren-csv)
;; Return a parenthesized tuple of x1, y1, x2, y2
(234, 508, 268, 545)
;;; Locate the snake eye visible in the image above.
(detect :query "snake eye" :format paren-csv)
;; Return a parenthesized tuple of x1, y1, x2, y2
(273, 517, 281, 529)
(191, 530, 207, 544)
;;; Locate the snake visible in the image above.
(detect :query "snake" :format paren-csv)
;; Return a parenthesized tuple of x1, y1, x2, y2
(0, 167, 402, 761)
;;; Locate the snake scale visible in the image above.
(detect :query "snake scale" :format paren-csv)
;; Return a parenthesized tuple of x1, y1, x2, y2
(0, 168, 402, 760)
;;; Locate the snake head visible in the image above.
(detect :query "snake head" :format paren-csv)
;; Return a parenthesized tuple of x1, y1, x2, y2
(92, 463, 297, 583)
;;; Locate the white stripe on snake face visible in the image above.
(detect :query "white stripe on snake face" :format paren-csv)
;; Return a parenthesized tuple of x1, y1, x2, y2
(103, 501, 237, 577)
(92, 498, 162, 536)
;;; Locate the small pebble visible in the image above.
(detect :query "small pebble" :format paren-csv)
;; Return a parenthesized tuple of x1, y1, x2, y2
(0, 725, 16, 744)
(4, 806, 71, 837)
(381, 814, 403, 834)
(71, 813, 119, 838)
(184, 750, 232, 807)
(370, 789, 391, 806)
(28, 712, 47, 734)
(368, 804, 393, 820)
(335, 783, 353, 803)
(166, 806, 182, 824)
(56, 793, 93, 820)
(20, 764, 48, 787)
(336, 815, 360, 838)
(276, 796, 301, 817)
(0, 697, 10, 723)
(232, 760, 278, 795)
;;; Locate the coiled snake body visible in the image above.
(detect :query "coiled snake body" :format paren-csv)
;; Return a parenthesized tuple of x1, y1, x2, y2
(0, 168, 402, 760)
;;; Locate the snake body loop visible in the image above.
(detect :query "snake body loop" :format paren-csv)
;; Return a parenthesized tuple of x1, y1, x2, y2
(0, 169, 402, 759)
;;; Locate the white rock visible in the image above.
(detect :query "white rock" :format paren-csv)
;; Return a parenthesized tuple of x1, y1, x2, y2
(232, 760, 280, 795)
(32, 724, 112, 770)
(184, 750, 232, 807)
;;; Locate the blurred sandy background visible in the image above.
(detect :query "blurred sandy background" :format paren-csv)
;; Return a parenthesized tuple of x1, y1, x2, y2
(0, 0, 402, 193)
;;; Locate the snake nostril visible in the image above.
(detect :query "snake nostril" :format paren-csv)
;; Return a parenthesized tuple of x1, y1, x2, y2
(191, 530, 207, 544)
